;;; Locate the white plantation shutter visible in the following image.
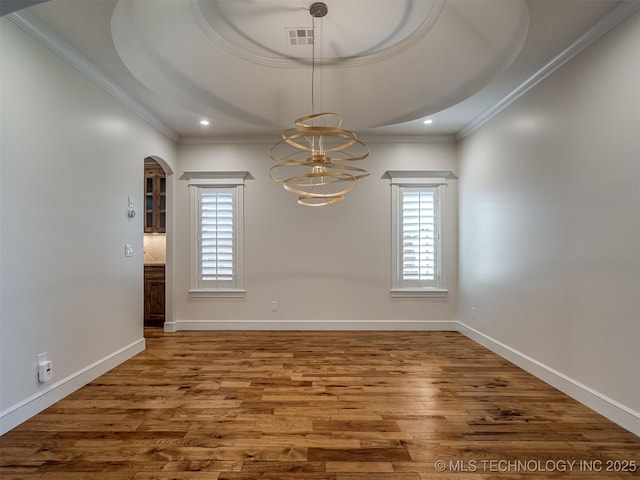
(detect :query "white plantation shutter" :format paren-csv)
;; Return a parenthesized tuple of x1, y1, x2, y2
(402, 191, 436, 284)
(200, 192, 234, 282)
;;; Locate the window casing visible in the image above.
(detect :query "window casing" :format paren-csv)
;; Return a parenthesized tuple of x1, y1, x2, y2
(185, 171, 250, 297)
(386, 170, 454, 298)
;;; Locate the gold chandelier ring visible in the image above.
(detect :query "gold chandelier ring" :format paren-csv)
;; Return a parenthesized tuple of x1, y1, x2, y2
(294, 112, 343, 128)
(269, 163, 369, 184)
(297, 195, 345, 207)
(282, 180, 356, 198)
(270, 141, 369, 161)
(276, 133, 362, 154)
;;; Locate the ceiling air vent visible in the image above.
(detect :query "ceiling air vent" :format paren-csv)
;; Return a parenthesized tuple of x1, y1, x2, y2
(286, 28, 314, 46)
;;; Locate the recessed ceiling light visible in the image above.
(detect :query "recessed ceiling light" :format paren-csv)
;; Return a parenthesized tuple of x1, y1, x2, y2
(200, 119, 210, 126)
(423, 119, 433, 124)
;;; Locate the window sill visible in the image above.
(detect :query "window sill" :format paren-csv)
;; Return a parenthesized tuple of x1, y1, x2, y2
(390, 288, 448, 298)
(189, 289, 246, 298)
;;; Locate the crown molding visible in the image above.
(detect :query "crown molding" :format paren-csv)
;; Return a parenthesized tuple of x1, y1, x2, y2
(179, 135, 278, 145)
(7, 11, 179, 143)
(361, 134, 456, 144)
(457, 0, 640, 140)
(178, 134, 456, 145)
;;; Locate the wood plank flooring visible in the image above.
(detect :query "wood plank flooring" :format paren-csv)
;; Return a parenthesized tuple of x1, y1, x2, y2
(1, 330, 638, 479)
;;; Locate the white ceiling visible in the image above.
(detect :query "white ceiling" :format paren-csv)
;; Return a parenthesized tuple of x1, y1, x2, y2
(6, 0, 639, 140)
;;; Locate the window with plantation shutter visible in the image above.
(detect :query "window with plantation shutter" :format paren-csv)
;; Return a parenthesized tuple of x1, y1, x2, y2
(385, 170, 454, 298)
(185, 171, 250, 297)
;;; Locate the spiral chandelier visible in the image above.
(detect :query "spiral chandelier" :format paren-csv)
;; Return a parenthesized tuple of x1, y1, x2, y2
(270, 2, 369, 207)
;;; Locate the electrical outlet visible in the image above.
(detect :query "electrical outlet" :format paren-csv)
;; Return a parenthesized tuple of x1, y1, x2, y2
(37, 353, 52, 383)
(38, 360, 52, 383)
(471, 307, 476, 319)
(270, 301, 278, 311)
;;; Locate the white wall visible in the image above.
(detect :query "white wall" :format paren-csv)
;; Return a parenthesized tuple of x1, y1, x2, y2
(0, 19, 177, 433)
(458, 11, 639, 428)
(173, 138, 458, 329)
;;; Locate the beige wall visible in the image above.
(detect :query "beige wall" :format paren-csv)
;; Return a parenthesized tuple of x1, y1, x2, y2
(0, 19, 177, 431)
(458, 12, 639, 415)
(173, 139, 458, 327)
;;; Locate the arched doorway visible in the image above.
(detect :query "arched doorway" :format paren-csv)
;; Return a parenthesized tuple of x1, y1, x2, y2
(143, 156, 171, 328)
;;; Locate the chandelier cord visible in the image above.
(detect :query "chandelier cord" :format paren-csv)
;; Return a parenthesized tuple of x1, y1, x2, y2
(310, 13, 325, 197)
(311, 13, 316, 115)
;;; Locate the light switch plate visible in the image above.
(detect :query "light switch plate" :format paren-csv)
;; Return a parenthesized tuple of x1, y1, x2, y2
(124, 244, 133, 257)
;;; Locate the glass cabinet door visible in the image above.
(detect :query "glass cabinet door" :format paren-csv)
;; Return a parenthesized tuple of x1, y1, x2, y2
(144, 161, 166, 233)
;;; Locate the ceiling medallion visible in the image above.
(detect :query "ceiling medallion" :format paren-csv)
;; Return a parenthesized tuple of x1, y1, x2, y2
(270, 2, 369, 206)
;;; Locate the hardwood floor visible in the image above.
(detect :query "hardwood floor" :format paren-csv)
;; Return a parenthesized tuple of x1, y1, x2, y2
(1, 329, 638, 479)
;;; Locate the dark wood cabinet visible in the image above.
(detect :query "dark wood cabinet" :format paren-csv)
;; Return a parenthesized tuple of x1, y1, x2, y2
(144, 162, 166, 233)
(144, 265, 165, 327)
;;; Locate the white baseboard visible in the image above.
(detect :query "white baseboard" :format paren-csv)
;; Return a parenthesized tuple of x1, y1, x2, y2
(164, 319, 458, 332)
(0, 338, 145, 436)
(457, 322, 640, 437)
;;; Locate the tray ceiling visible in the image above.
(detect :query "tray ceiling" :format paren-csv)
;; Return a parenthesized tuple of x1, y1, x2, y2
(5, 0, 637, 139)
